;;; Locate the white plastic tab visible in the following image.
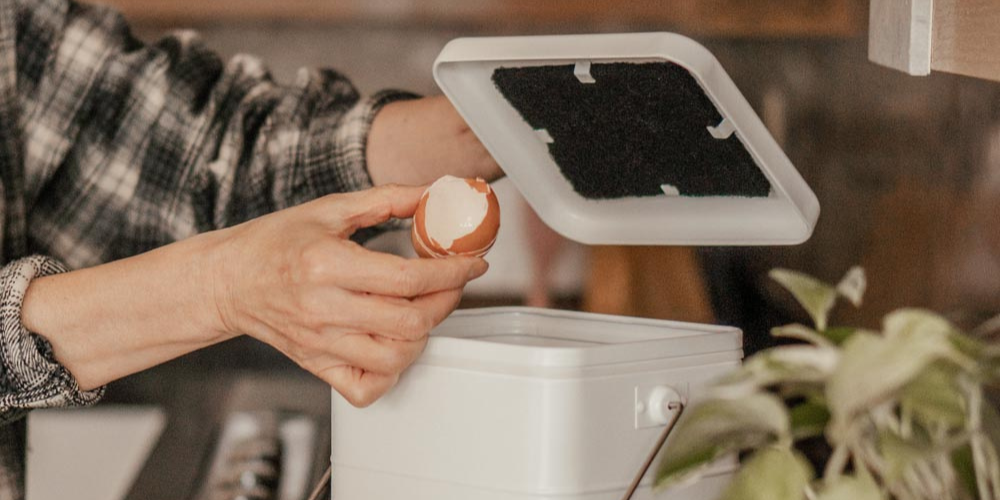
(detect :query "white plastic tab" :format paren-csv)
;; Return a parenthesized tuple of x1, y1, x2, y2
(534, 128, 555, 144)
(707, 117, 736, 140)
(660, 184, 680, 196)
(574, 61, 596, 84)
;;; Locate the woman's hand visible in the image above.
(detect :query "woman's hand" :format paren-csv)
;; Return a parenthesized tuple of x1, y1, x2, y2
(211, 184, 487, 406)
(25, 184, 485, 406)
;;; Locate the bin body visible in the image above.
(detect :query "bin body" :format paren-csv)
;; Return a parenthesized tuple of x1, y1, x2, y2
(331, 307, 742, 500)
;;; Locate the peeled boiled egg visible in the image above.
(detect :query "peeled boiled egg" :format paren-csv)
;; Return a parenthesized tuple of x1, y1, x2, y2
(411, 176, 500, 259)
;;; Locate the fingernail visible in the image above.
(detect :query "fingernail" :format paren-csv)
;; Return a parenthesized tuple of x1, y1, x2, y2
(468, 260, 489, 279)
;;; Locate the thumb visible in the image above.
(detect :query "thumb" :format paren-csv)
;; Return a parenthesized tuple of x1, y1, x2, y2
(335, 184, 428, 233)
(325, 365, 399, 408)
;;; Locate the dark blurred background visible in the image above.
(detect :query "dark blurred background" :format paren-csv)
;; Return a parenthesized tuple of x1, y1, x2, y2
(48, 1, 999, 497)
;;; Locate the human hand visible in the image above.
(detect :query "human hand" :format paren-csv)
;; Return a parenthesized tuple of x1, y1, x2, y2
(211, 185, 488, 407)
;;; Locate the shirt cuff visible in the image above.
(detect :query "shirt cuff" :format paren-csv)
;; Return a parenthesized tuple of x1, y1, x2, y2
(0, 256, 104, 424)
(335, 89, 420, 191)
(308, 89, 420, 243)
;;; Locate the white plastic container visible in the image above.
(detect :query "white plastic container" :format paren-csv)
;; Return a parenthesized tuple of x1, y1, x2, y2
(331, 308, 743, 500)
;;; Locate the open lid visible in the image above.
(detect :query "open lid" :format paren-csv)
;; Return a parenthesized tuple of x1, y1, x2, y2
(434, 33, 820, 245)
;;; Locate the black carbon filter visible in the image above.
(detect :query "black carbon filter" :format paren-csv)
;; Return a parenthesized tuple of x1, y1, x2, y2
(492, 62, 771, 199)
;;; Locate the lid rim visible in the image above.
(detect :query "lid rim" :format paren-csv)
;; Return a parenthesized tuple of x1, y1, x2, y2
(422, 307, 743, 370)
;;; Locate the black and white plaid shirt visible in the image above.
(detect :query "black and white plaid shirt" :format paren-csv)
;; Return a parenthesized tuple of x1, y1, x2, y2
(0, 0, 412, 495)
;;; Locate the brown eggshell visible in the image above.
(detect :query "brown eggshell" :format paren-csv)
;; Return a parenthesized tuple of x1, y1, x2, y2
(410, 177, 501, 259)
(446, 178, 500, 257)
(411, 191, 446, 258)
(410, 226, 435, 258)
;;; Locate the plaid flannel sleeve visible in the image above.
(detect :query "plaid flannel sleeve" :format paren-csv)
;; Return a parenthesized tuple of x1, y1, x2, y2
(0, 0, 419, 422)
(17, 0, 417, 270)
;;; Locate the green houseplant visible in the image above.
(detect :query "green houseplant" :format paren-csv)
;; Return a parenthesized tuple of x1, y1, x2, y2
(654, 267, 1000, 500)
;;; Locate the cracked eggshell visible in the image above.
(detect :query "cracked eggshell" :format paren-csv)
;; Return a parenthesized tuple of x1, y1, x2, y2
(411, 176, 500, 259)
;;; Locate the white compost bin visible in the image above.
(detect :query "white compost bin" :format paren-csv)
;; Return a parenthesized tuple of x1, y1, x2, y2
(331, 308, 743, 500)
(331, 32, 819, 500)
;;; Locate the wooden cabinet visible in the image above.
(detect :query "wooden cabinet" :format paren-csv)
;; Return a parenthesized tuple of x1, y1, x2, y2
(93, 0, 865, 37)
(584, 246, 715, 324)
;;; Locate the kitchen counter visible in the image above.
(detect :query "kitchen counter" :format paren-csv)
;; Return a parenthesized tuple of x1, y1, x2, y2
(99, 337, 331, 500)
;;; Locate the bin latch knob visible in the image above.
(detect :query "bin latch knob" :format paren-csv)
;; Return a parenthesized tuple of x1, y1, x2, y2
(622, 386, 685, 500)
(647, 386, 682, 425)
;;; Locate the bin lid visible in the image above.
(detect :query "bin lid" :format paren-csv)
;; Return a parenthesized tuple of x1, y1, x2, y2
(434, 33, 820, 245)
(422, 307, 742, 372)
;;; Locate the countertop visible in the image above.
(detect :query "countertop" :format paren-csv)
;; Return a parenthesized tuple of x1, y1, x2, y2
(99, 337, 332, 500)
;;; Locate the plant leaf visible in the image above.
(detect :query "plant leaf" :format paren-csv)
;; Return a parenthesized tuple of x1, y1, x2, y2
(821, 327, 857, 346)
(772, 324, 835, 348)
(952, 332, 1000, 384)
(976, 398, 1000, 498)
(880, 430, 939, 485)
(717, 447, 813, 500)
(900, 362, 967, 427)
(973, 313, 1000, 338)
(981, 397, 1000, 455)
(714, 345, 838, 396)
(655, 393, 790, 489)
(827, 325, 957, 432)
(884, 309, 978, 372)
(950, 381, 1000, 500)
(816, 473, 885, 500)
(789, 400, 831, 440)
(970, 431, 1000, 500)
(770, 269, 838, 331)
(883, 309, 956, 339)
(835, 266, 867, 308)
(953, 445, 979, 500)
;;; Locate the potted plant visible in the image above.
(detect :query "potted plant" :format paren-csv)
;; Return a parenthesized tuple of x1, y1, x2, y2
(655, 267, 1000, 500)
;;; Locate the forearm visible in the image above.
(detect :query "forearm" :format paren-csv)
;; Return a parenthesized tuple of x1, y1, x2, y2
(366, 96, 503, 186)
(21, 231, 233, 391)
